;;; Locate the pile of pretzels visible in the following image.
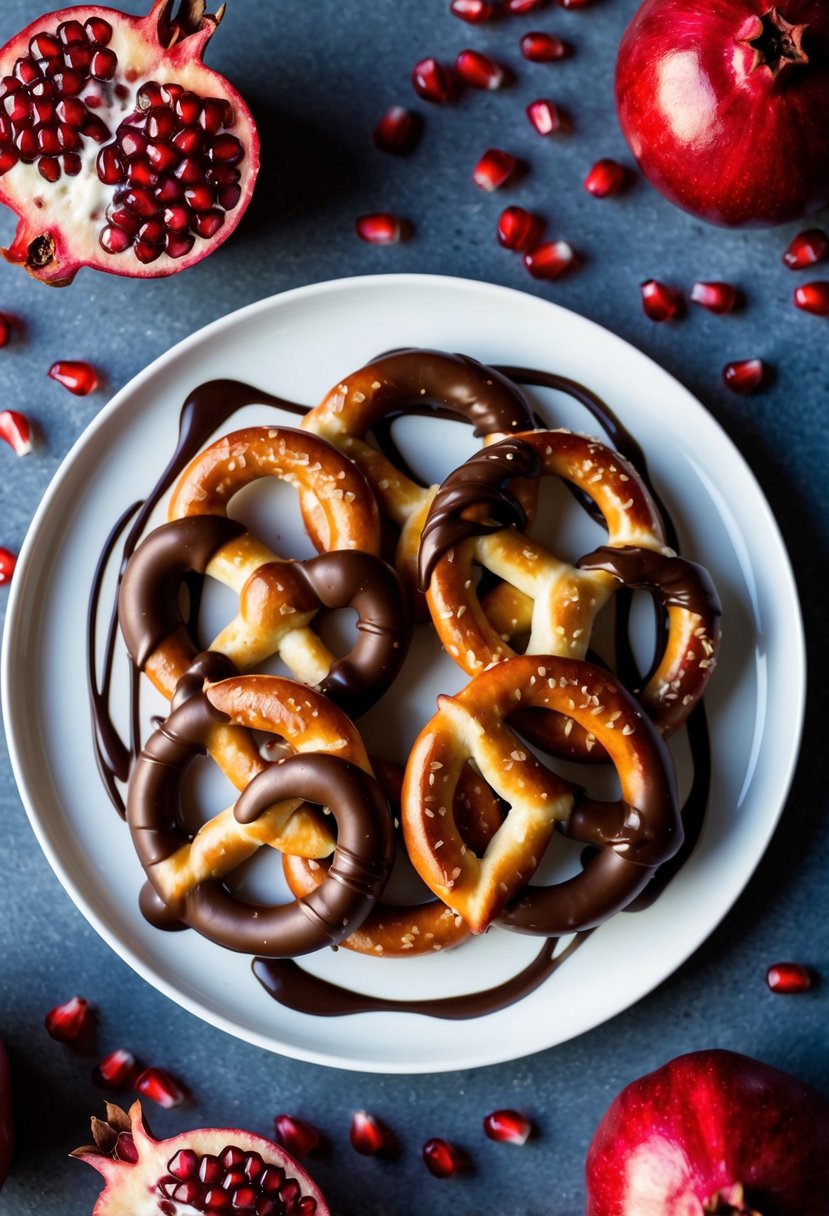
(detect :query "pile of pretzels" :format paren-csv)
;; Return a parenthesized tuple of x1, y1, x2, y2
(117, 348, 721, 963)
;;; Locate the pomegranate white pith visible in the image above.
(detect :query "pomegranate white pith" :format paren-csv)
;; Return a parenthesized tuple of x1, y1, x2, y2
(74, 1102, 329, 1216)
(0, 0, 259, 285)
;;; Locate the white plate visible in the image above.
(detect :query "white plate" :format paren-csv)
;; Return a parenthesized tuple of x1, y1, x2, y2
(2, 274, 804, 1073)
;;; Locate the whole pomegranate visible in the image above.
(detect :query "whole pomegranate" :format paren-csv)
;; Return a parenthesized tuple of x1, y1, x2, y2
(585, 1049, 829, 1215)
(0, 1038, 11, 1190)
(74, 1101, 329, 1215)
(0, 0, 259, 284)
(615, 1, 829, 226)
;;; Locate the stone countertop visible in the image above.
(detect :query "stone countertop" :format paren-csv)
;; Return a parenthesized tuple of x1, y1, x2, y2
(0, 1, 826, 1212)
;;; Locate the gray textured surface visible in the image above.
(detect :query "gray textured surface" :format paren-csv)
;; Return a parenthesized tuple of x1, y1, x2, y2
(0, 1, 827, 1212)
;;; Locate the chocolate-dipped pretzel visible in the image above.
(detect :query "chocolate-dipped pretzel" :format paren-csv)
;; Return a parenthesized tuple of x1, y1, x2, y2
(401, 655, 682, 936)
(120, 516, 411, 721)
(301, 349, 538, 603)
(128, 673, 395, 955)
(419, 430, 720, 758)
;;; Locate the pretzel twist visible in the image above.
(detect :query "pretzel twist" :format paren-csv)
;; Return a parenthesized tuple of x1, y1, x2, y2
(300, 350, 538, 601)
(420, 431, 720, 757)
(128, 673, 397, 956)
(402, 655, 682, 936)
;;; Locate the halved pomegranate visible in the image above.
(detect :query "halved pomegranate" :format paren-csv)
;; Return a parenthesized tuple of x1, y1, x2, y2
(74, 1102, 329, 1215)
(0, 0, 259, 285)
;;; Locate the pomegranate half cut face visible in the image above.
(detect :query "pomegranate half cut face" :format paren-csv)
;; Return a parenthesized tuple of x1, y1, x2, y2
(0, 0, 259, 285)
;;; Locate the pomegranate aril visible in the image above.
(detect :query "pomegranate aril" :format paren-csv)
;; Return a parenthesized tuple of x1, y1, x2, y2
(231, 1189, 257, 1210)
(58, 20, 87, 45)
(350, 1110, 385, 1155)
(13, 58, 41, 86)
(138, 219, 166, 246)
(483, 1109, 532, 1144)
(163, 203, 191, 230)
(793, 281, 829, 315)
(175, 92, 202, 124)
(473, 147, 517, 191)
(137, 81, 165, 110)
(30, 78, 57, 100)
(30, 32, 62, 60)
(222, 1147, 246, 1170)
(584, 158, 626, 198)
(114, 1131, 138, 1163)
(200, 98, 228, 133)
(62, 151, 82, 175)
(204, 1189, 231, 1212)
(92, 1048, 141, 1089)
(297, 1200, 317, 1216)
(0, 314, 12, 346)
(520, 32, 569, 61)
(85, 18, 113, 45)
(64, 43, 93, 72)
(0, 548, 17, 585)
(135, 240, 162, 264)
(119, 127, 148, 158)
(38, 155, 61, 182)
(100, 224, 132, 253)
(156, 174, 184, 203)
(524, 239, 575, 279)
(89, 47, 117, 80)
(135, 1066, 185, 1108)
(256, 1200, 276, 1216)
(54, 69, 85, 97)
(56, 97, 84, 126)
(783, 228, 828, 270)
(48, 360, 99, 395)
(146, 107, 176, 140)
(219, 184, 241, 211)
(168, 1149, 200, 1180)
(166, 233, 196, 262)
(97, 145, 124, 184)
(280, 1180, 301, 1207)
(273, 1115, 320, 1158)
(209, 133, 244, 164)
(44, 995, 92, 1041)
(766, 962, 813, 993)
(507, 0, 548, 10)
(15, 128, 37, 162)
(186, 184, 215, 212)
(57, 123, 80, 150)
(147, 142, 179, 172)
(223, 1168, 246, 1190)
(4, 92, 30, 123)
(526, 97, 565, 135)
(640, 279, 682, 322)
(175, 156, 205, 185)
(122, 186, 159, 217)
(173, 126, 203, 155)
(450, 0, 497, 21)
(355, 212, 405, 244)
(0, 146, 18, 174)
(497, 205, 542, 251)
(690, 281, 739, 315)
(0, 409, 33, 456)
(423, 1137, 461, 1178)
(127, 157, 155, 187)
(722, 358, 766, 395)
(244, 1152, 265, 1182)
(107, 205, 141, 235)
(456, 49, 505, 89)
(412, 57, 453, 103)
(260, 1165, 285, 1194)
(556, 0, 590, 6)
(81, 112, 110, 141)
(373, 105, 421, 155)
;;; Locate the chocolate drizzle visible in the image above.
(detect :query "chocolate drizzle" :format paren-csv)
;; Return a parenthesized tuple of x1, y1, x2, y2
(87, 357, 713, 1022)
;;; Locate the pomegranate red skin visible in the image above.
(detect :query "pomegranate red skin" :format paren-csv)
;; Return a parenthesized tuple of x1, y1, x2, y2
(615, 0, 829, 227)
(0, 1039, 11, 1190)
(585, 1049, 829, 1216)
(0, 0, 259, 285)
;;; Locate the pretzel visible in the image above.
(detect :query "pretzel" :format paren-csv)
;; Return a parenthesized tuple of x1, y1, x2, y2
(401, 655, 682, 936)
(419, 432, 721, 757)
(128, 673, 395, 956)
(283, 758, 503, 956)
(300, 349, 538, 602)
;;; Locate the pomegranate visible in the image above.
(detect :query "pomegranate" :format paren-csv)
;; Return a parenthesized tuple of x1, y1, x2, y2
(765, 961, 813, 992)
(0, 1038, 11, 1190)
(74, 1102, 329, 1215)
(585, 1049, 829, 1215)
(0, 0, 258, 285)
(615, 1, 829, 227)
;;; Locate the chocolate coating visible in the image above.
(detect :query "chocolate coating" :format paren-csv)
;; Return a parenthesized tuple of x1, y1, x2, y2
(118, 515, 246, 670)
(578, 544, 722, 622)
(418, 438, 541, 589)
(128, 695, 395, 957)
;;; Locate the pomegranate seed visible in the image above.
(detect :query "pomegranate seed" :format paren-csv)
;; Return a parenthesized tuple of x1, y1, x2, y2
(556, 0, 590, 5)
(161, 83, 186, 106)
(640, 279, 682, 322)
(192, 209, 224, 238)
(472, 148, 517, 191)
(793, 281, 829, 315)
(119, 127, 148, 158)
(175, 92, 202, 125)
(209, 134, 244, 165)
(455, 49, 505, 89)
(524, 239, 575, 279)
(62, 151, 82, 176)
(166, 233, 195, 259)
(423, 1138, 462, 1178)
(497, 205, 542, 251)
(782, 228, 828, 270)
(48, 360, 99, 396)
(156, 175, 184, 203)
(219, 184, 241, 211)
(64, 42, 93, 71)
(90, 47, 117, 80)
(135, 1066, 185, 1108)
(163, 204, 191, 231)
(450, 0, 497, 21)
(520, 32, 569, 60)
(176, 157, 204, 186)
(147, 142, 179, 172)
(483, 1109, 532, 1145)
(722, 358, 766, 395)
(56, 97, 85, 126)
(273, 1115, 320, 1158)
(146, 106, 176, 141)
(0, 408, 33, 456)
(507, 0, 548, 11)
(766, 962, 813, 993)
(0, 146, 19, 174)
(0, 313, 12, 346)
(85, 17, 113, 44)
(260, 1165, 285, 1194)
(134, 241, 163, 264)
(372, 106, 422, 155)
(199, 98, 228, 133)
(97, 145, 124, 184)
(92, 1048, 141, 1089)
(185, 183, 216, 213)
(584, 158, 626, 198)
(115, 1132, 138, 1163)
(203, 1188, 231, 1211)
(167, 1149, 199, 1179)
(350, 1110, 385, 1156)
(526, 98, 565, 134)
(30, 32, 62, 59)
(412, 57, 453, 103)
(58, 19, 87, 44)
(173, 126, 203, 156)
(38, 156, 61, 183)
(355, 212, 407, 244)
(81, 112, 109, 141)
(100, 225, 132, 253)
(44, 995, 93, 1042)
(0, 548, 16, 585)
(690, 281, 740, 315)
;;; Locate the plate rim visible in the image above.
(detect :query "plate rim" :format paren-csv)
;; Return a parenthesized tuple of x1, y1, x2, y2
(1, 272, 807, 1073)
